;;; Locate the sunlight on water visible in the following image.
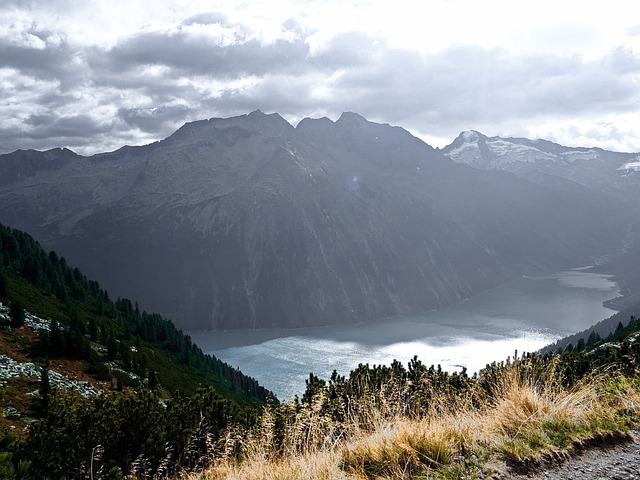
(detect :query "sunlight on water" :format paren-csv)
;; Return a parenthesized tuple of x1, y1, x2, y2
(191, 269, 619, 401)
(213, 330, 558, 401)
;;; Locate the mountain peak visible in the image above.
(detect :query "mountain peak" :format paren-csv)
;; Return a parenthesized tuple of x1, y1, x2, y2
(246, 109, 287, 123)
(295, 116, 335, 138)
(461, 130, 484, 141)
(450, 130, 488, 145)
(336, 111, 369, 125)
(165, 111, 293, 145)
(244, 110, 293, 130)
(442, 130, 488, 155)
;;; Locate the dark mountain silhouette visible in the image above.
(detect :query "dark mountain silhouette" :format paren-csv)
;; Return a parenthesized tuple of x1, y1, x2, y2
(0, 112, 632, 330)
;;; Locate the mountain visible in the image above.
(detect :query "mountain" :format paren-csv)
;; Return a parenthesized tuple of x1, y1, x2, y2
(442, 130, 640, 208)
(442, 130, 640, 301)
(0, 112, 633, 330)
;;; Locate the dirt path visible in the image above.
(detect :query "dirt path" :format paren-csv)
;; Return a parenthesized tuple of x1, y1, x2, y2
(502, 429, 640, 479)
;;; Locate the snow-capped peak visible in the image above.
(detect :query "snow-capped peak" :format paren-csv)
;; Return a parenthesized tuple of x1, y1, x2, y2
(461, 130, 482, 141)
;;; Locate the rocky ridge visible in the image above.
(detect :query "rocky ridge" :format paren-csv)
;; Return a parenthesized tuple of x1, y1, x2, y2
(442, 130, 640, 208)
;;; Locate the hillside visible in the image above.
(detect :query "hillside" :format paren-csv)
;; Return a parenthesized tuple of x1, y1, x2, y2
(0, 112, 633, 330)
(170, 309, 640, 479)
(0, 223, 273, 402)
(185, 313, 640, 480)
(3, 250, 638, 479)
(0, 222, 277, 477)
(1, 228, 638, 478)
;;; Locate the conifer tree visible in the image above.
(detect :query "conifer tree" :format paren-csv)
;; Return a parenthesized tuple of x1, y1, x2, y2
(9, 300, 25, 328)
(48, 319, 66, 356)
(587, 330, 600, 346)
(106, 333, 118, 361)
(147, 369, 158, 391)
(40, 358, 50, 411)
(0, 270, 7, 298)
(88, 317, 98, 342)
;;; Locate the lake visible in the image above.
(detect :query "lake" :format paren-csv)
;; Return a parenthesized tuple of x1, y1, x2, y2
(190, 269, 619, 401)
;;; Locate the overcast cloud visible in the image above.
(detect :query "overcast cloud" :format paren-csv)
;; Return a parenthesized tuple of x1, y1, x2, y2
(1, 0, 639, 154)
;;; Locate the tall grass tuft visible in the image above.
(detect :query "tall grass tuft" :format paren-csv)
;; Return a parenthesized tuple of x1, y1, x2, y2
(184, 352, 640, 480)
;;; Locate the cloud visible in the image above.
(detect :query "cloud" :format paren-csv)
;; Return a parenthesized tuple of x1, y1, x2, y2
(1, 5, 639, 154)
(181, 12, 230, 27)
(105, 33, 310, 78)
(24, 113, 105, 139)
(292, 42, 640, 138)
(118, 105, 191, 133)
(0, 27, 82, 84)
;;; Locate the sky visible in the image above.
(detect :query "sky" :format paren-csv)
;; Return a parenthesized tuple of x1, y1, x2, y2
(1, 0, 640, 155)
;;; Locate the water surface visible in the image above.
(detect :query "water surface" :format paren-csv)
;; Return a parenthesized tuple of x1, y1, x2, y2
(191, 269, 619, 401)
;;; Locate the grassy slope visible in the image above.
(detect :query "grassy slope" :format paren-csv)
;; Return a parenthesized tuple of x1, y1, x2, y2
(187, 328, 640, 479)
(0, 263, 262, 420)
(2, 222, 638, 478)
(1, 267, 182, 393)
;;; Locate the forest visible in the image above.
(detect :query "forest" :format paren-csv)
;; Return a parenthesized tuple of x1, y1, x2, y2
(1, 223, 639, 479)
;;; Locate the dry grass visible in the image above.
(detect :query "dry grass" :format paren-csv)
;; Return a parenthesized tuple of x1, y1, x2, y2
(183, 362, 640, 480)
(484, 366, 627, 462)
(193, 451, 345, 480)
(342, 417, 467, 478)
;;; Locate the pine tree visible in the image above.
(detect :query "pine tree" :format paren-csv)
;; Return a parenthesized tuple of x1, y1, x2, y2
(302, 373, 327, 404)
(88, 317, 98, 342)
(106, 334, 118, 361)
(0, 270, 7, 298)
(147, 369, 158, 391)
(40, 358, 51, 411)
(9, 300, 25, 328)
(48, 319, 66, 356)
(587, 330, 600, 346)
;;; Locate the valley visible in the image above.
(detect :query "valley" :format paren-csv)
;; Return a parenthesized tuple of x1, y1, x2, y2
(192, 268, 620, 400)
(2, 111, 640, 478)
(3, 1, 640, 477)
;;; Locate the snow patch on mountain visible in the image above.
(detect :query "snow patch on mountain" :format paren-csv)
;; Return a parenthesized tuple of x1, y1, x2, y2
(445, 141, 480, 158)
(484, 139, 556, 164)
(461, 130, 481, 141)
(562, 150, 599, 162)
(446, 133, 612, 170)
(618, 157, 640, 172)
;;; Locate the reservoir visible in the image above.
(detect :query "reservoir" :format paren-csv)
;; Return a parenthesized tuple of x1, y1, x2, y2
(190, 269, 619, 401)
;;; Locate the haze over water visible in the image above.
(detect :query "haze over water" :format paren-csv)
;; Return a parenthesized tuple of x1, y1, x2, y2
(191, 269, 619, 401)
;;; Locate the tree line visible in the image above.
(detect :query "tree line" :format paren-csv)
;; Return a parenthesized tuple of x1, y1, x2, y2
(0, 222, 274, 402)
(1, 221, 639, 478)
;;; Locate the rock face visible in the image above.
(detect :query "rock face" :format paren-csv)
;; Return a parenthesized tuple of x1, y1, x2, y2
(0, 112, 633, 330)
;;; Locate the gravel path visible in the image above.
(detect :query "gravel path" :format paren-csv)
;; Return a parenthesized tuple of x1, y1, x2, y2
(503, 429, 640, 479)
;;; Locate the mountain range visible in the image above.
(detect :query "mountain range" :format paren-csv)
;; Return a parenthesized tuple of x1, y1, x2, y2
(0, 112, 637, 330)
(443, 130, 640, 208)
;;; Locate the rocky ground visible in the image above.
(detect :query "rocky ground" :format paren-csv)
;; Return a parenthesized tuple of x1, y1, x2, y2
(503, 429, 640, 479)
(1, 302, 103, 423)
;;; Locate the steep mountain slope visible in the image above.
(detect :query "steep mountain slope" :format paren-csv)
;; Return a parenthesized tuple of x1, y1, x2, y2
(442, 130, 640, 301)
(0, 112, 631, 330)
(0, 223, 273, 403)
